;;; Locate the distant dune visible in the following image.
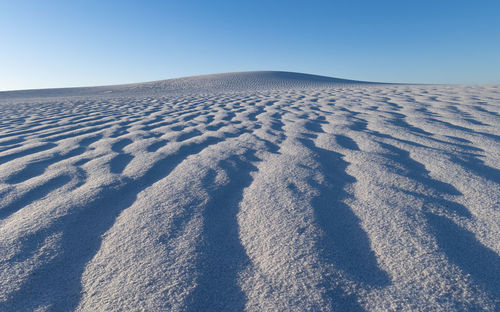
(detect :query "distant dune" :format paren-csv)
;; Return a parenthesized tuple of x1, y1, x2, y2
(0, 72, 499, 311)
(0, 71, 376, 99)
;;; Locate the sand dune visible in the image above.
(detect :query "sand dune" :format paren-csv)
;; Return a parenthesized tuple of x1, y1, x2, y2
(0, 71, 372, 100)
(0, 72, 499, 311)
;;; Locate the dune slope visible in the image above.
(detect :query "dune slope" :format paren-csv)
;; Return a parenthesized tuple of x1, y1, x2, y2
(0, 72, 499, 311)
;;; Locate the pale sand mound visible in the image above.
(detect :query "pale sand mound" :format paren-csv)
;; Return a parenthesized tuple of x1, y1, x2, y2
(0, 72, 499, 311)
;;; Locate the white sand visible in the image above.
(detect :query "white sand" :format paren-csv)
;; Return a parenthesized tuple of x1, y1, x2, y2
(0, 72, 499, 311)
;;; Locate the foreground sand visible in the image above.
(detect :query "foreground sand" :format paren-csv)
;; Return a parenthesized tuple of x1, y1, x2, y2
(0, 72, 499, 311)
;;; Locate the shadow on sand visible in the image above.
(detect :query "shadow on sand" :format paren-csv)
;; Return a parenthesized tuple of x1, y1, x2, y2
(299, 138, 391, 311)
(185, 150, 259, 312)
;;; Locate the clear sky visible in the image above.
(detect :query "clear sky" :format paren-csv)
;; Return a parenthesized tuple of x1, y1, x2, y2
(1, 0, 499, 91)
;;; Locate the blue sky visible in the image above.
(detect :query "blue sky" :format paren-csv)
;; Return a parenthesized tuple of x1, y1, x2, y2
(1, 0, 499, 90)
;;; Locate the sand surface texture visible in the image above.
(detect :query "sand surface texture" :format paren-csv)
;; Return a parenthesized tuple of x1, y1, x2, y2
(0, 72, 499, 311)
